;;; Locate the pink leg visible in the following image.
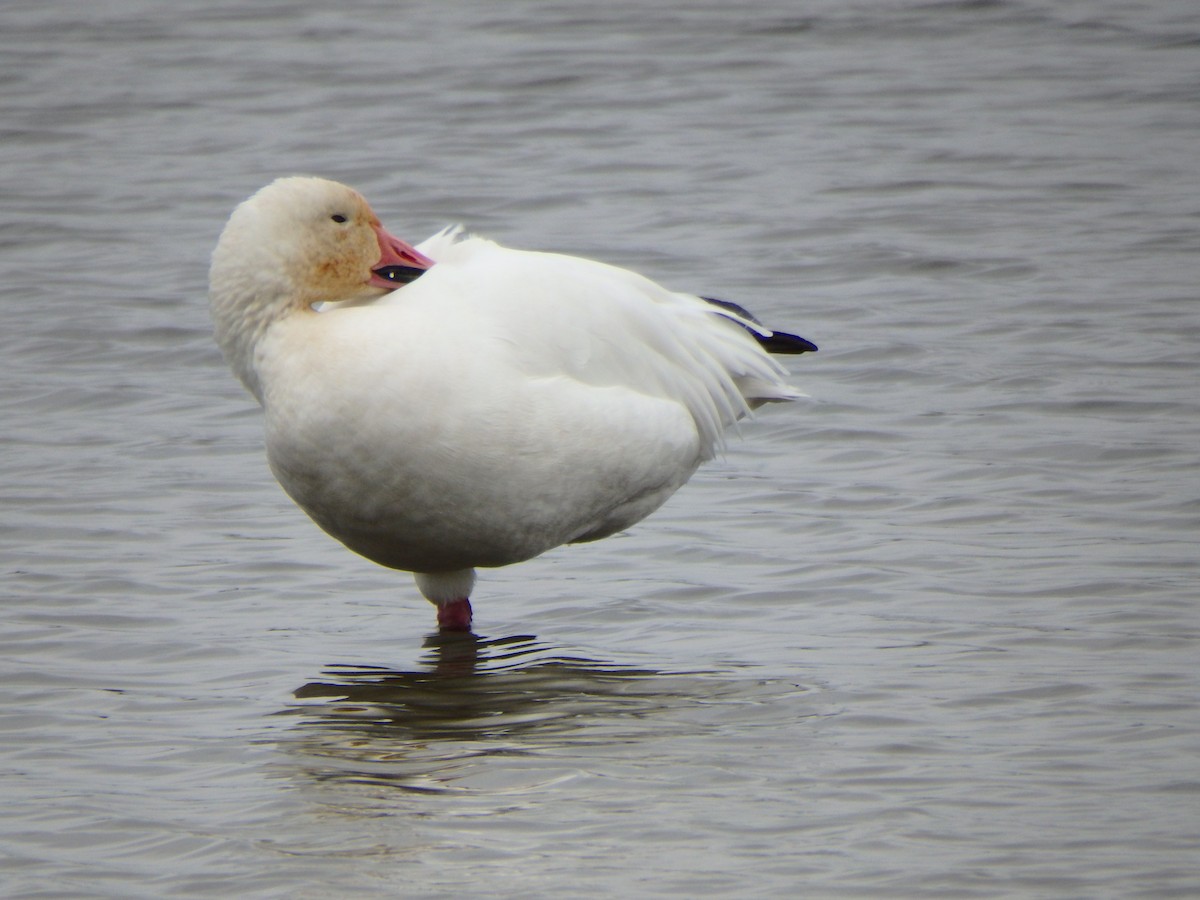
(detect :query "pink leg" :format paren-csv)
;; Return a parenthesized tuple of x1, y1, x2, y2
(436, 597, 473, 632)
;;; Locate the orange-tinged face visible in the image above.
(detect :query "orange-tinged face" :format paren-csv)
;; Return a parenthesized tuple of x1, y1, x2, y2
(244, 176, 434, 308)
(290, 186, 436, 307)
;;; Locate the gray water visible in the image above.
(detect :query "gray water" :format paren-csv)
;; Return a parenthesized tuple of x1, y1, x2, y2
(2, 0, 1198, 896)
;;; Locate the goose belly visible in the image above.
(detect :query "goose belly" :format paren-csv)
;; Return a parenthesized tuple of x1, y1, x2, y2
(263, 374, 702, 573)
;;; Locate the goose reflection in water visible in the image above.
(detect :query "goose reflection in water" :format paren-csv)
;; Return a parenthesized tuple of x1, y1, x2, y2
(292, 632, 675, 741)
(279, 633, 775, 795)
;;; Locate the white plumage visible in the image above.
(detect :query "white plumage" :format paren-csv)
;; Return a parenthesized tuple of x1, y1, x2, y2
(209, 176, 815, 630)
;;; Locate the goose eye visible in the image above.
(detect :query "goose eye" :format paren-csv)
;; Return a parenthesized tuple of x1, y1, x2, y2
(330, 214, 348, 224)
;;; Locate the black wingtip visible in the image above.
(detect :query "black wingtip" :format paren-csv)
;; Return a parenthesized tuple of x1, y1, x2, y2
(702, 296, 817, 355)
(758, 331, 818, 354)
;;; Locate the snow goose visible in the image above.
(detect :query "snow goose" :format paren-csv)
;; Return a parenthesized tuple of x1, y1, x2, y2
(209, 176, 816, 632)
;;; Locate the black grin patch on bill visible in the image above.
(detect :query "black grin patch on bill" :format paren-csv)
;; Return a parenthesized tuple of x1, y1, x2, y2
(372, 265, 428, 285)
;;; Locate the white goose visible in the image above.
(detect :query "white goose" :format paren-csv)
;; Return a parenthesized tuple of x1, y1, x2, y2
(210, 177, 816, 631)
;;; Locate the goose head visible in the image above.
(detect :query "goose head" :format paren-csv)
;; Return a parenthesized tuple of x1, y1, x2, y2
(209, 176, 434, 399)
